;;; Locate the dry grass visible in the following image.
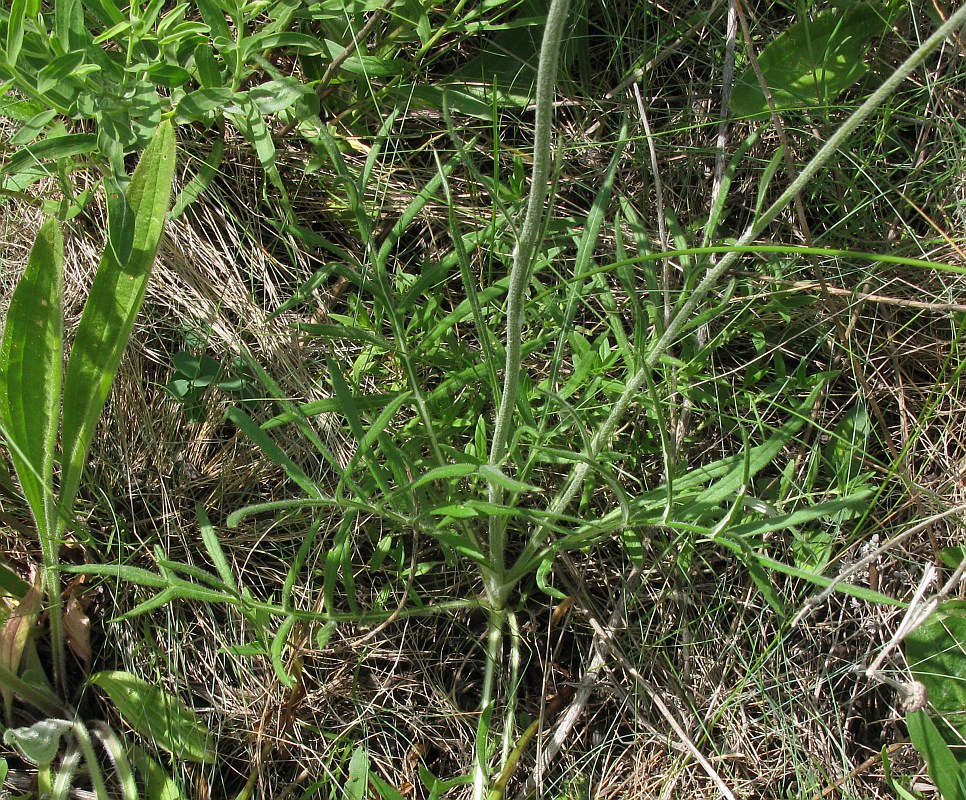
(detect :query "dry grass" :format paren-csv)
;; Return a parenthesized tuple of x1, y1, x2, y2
(2, 2, 966, 799)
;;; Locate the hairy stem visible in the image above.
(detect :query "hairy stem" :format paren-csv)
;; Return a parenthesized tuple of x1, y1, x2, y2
(486, 0, 572, 603)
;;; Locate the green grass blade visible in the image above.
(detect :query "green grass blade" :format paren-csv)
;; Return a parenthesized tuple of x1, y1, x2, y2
(0, 218, 63, 541)
(59, 120, 176, 519)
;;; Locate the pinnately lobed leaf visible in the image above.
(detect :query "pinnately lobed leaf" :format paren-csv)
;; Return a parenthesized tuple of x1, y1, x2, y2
(59, 120, 176, 521)
(0, 219, 63, 541)
(89, 671, 215, 764)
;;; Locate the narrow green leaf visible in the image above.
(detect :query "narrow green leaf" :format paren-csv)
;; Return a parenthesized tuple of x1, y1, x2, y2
(130, 744, 185, 800)
(226, 407, 321, 498)
(0, 661, 66, 717)
(478, 464, 541, 494)
(59, 121, 176, 519)
(693, 386, 820, 506)
(0, 560, 31, 597)
(0, 219, 63, 543)
(110, 588, 180, 621)
(58, 563, 168, 588)
(195, 0, 231, 44)
(270, 615, 297, 688)
(89, 671, 215, 764)
(196, 505, 237, 592)
(170, 133, 224, 218)
(192, 44, 222, 89)
(54, 0, 87, 51)
(6, 0, 28, 67)
(90, 723, 138, 800)
(10, 109, 59, 147)
(37, 51, 89, 94)
(410, 463, 478, 491)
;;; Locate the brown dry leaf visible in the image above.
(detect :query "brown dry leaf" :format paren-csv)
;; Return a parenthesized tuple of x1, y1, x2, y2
(63, 589, 92, 673)
(0, 568, 42, 721)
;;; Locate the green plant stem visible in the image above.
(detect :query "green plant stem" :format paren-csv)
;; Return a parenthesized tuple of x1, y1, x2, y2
(516, 0, 966, 568)
(71, 720, 110, 800)
(486, 0, 572, 606)
(473, 605, 507, 800)
(42, 537, 66, 694)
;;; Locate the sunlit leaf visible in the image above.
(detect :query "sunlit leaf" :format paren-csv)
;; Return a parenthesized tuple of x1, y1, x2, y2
(732, 4, 891, 117)
(89, 670, 215, 763)
(60, 120, 176, 519)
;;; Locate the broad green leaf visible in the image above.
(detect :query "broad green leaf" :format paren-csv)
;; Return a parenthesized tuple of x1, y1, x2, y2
(0, 219, 63, 542)
(175, 88, 237, 123)
(3, 718, 72, 765)
(59, 120, 176, 520)
(732, 4, 890, 117)
(144, 63, 192, 88)
(346, 745, 370, 800)
(89, 671, 215, 763)
(906, 601, 966, 744)
(245, 78, 315, 116)
(940, 546, 966, 570)
(906, 709, 966, 800)
(0, 94, 45, 123)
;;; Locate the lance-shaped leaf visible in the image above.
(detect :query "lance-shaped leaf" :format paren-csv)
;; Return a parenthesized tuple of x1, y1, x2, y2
(59, 120, 176, 519)
(0, 219, 63, 542)
(89, 670, 215, 764)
